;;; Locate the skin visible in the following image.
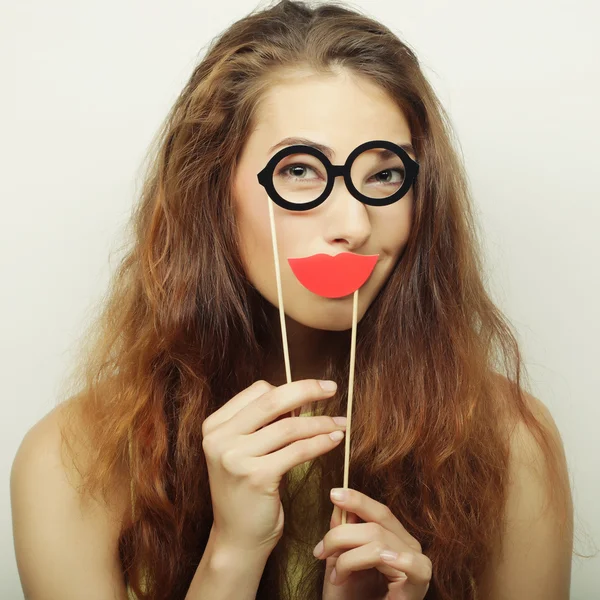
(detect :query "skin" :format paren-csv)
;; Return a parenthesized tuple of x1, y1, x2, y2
(232, 67, 573, 599)
(313, 391, 573, 600)
(9, 385, 572, 600)
(232, 66, 415, 390)
(9, 68, 572, 600)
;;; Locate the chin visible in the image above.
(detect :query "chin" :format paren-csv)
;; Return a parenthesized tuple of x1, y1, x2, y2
(287, 296, 370, 332)
(290, 315, 352, 332)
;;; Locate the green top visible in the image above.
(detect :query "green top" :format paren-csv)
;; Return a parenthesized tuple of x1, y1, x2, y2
(283, 406, 317, 599)
(285, 464, 314, 598)
(126, 407, 316, 599)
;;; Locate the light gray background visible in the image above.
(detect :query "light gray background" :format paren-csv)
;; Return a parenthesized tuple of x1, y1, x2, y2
(2, 0, 598, 598)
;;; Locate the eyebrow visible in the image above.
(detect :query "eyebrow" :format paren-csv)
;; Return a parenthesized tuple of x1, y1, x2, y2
(267, 136, 416, 161)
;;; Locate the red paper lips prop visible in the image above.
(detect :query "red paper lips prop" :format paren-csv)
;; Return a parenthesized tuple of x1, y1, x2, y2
(287, 252, 379, 298)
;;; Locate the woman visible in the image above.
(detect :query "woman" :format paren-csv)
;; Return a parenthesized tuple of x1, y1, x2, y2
(11, 1, 574, 599)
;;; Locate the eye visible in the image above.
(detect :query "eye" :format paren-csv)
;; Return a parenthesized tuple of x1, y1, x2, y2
(276, 163, 322, 181)
(367, 168, 405, 185)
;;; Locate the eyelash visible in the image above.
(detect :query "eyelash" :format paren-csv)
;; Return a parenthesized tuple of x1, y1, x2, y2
(276, 164, 405, 184)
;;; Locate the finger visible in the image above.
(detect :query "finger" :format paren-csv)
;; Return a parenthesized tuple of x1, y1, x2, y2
(330, 503, 342, 529)
(223, 379, 337, 436)
(202, 380, 274, 435)
(329, 488, 416, 548)
(379, 551, 433, 589)
(330, 503, 359, 529)
(246, 415, 346, 456)
(330, 541, 408, 586)
(262, 427, 345, 478)
(316, 522, 397, 560)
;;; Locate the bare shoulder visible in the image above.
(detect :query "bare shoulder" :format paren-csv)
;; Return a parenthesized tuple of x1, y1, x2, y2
(497, 376, 569, 485)
(10, 398, 131, 600)
(479, 376, 573, 600)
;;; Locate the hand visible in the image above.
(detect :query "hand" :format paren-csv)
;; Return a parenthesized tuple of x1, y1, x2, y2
(201, 379, 347, 553)
(315, 488, 432, 600)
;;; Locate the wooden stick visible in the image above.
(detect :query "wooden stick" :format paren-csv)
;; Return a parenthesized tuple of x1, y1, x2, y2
(267, 197, 293, 399)
(267, 193, 357, 511)
(341, 288, 358, 525)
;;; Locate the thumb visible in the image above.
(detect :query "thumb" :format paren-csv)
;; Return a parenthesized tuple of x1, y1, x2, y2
(330, 503, 359, 529)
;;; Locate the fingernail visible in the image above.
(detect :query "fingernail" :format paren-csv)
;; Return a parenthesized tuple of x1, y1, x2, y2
(332, 416, 347, 426)
(380, 550, 398, 561)
(330, 488, 347, 501)
(329, 430, 344, 441)
(313, 540, 324, 557)
(319, 380, 337, 391)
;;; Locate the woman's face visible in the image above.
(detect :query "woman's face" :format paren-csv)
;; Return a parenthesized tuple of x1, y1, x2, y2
(232, 68, 416, 332)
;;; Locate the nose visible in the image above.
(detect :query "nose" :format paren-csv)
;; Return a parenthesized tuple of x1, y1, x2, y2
(323, 177, 372, 248)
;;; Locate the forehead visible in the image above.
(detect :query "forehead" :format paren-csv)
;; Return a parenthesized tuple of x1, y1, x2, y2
(252, 69, 412, 161)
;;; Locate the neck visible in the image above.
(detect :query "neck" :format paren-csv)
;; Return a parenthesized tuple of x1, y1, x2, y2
(263, 313, 329, 386)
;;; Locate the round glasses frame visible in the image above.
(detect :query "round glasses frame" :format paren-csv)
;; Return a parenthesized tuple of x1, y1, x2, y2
(256, 139, 420, 212)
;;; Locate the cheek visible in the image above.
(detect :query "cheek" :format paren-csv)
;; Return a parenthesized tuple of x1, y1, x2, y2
(234, 175, 270, 268)
(237, 213, 273, 288)
(373, 196, 413, 257)
(234, 190, 306, 302)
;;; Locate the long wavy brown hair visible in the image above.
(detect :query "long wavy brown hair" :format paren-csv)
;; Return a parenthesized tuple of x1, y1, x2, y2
(56, 1, 573, 599)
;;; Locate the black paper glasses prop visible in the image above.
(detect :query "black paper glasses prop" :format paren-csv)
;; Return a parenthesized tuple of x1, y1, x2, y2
(257, 139, 420, 212)
(256, 139, 419, 525)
